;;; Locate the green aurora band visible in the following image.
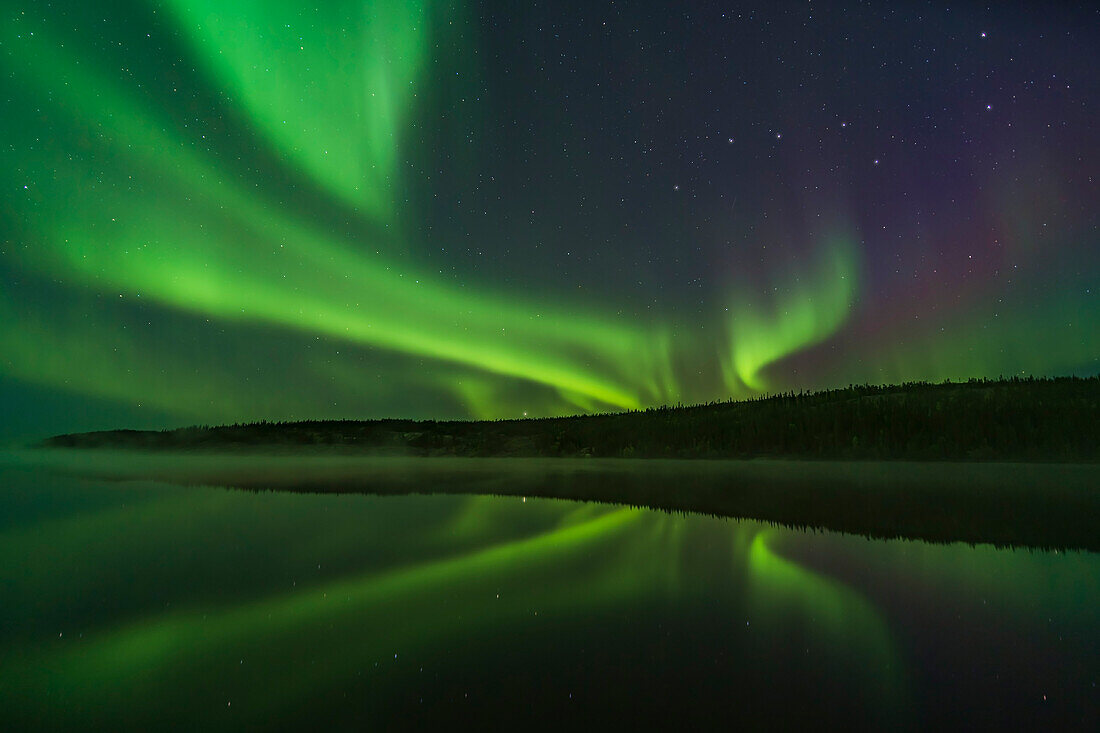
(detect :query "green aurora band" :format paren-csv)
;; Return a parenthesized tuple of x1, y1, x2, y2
(166, 0, 433, 220)
(722, 233, 859, 394)
(3, 8, 674, 414)
(1, 2, 1095, 427)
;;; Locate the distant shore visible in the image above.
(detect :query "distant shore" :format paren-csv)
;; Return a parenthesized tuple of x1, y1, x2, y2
(39, 377, 1100, 462)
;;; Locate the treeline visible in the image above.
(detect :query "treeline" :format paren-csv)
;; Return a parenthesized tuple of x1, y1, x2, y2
(42, 376, 1100, 461)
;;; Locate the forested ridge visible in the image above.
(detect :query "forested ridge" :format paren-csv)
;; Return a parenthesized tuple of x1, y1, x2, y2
(42, 377, 1100, 461)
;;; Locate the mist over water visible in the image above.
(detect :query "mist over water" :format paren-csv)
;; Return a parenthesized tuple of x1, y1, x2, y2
(9, 450, 1100, 551)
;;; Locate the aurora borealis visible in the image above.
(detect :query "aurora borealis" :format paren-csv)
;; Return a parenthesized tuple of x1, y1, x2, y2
(1, 2, 1097, 436)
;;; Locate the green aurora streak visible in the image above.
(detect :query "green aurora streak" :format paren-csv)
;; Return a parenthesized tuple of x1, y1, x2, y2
(722, 232, 859, 393)
(166, 0, 433, 220)
(0, 2, 854, 421)
(1, 2, 1095, 426)
(3, 11, 670, 412)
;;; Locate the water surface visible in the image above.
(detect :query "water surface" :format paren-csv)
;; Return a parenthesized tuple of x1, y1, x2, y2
(1, 455, 1096, 729)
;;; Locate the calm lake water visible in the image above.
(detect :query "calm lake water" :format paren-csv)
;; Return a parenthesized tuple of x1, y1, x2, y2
(1, 455, 1097, 730)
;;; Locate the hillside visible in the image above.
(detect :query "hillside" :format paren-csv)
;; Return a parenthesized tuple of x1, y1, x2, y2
(41, 377, 1100, 461)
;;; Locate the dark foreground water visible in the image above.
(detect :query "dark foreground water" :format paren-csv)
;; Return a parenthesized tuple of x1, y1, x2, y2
(1, 454, 1097, 730)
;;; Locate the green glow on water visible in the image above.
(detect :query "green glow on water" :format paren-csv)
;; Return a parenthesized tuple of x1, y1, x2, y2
(1, 457, 1098, 728)
(747, 531, 907, 711)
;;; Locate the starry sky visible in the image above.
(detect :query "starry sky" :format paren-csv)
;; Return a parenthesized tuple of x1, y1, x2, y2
(1, 1, 1097, 439)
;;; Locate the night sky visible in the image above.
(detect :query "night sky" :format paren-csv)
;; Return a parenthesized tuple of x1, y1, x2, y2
(2, 1, 1097, 439)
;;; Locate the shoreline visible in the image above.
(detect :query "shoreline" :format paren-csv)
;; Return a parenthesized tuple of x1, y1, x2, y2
(8, 450, 1100, 553)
